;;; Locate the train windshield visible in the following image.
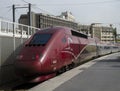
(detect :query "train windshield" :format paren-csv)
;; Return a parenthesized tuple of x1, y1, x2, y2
(29, 34, 52, 45)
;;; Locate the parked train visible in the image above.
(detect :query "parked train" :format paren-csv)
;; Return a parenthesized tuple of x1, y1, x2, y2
(14, 26, 120, 82)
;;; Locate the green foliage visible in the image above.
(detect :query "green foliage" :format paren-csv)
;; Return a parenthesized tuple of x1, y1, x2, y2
(113, 28, 117, 42)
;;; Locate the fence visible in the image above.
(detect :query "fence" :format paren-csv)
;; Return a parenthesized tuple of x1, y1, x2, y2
(0, 19, 40, 38)
(0, 20, 39, 64)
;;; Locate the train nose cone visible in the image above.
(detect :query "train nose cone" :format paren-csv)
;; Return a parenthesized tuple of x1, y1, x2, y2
(14, 58, 42, 78)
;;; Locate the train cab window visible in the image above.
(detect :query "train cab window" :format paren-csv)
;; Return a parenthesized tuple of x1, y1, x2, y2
(29, 34, 52, 46)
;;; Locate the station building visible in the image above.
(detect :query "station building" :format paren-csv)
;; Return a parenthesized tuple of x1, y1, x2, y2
(19, 12, 78, 30)
(19, 12, 115, 43)
(90, 23, 114, 43)
(117, 34, 120, 43)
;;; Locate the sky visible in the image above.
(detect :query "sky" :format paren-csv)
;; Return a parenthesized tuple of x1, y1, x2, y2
(0, 0, 120, 33)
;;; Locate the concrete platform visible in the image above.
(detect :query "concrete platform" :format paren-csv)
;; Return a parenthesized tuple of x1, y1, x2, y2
(28, 52, 120, 91)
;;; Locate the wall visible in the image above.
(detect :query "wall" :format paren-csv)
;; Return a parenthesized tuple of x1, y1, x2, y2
(0, 19, 39, 88)
(0, 35, 27, 86)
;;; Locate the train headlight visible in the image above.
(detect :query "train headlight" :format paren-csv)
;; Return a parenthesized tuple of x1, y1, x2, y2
(16, 55, 23, 60)
(35, 54, 40, 60)
(32, 54, 43, 60)
(31, 54, 39, 60)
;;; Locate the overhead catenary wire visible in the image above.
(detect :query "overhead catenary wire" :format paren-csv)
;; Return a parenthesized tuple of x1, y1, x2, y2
(34, 0, 120, 6)
(0, 7, 12, 20)
(21, 0, 29, 4)
(32, 5, 55, 16)
(0, 0, 120, 28)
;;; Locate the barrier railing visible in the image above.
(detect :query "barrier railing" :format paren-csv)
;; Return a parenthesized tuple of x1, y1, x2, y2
(0, 19, 40, 38)
(0, 19, 40, 67)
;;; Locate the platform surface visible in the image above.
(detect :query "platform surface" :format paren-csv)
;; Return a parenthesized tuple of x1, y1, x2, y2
(29, 52, 120, 91)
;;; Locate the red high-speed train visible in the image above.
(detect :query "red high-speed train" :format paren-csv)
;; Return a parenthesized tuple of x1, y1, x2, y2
(14, 26, 120, 82)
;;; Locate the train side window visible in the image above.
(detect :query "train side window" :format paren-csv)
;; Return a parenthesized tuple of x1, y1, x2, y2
(71, 30, 88, 39)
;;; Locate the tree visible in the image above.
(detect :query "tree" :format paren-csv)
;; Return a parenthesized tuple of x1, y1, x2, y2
(113, 28, 117, 43)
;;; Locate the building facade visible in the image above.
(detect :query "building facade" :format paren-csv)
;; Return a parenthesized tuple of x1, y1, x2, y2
(91, 24, 114, 43)
(58, 11, 75, 22)
(77, 24, 90, 35)
(19, 12, 115, 43)
(117, 34, 120, 42)
(19, 12, 78, 30)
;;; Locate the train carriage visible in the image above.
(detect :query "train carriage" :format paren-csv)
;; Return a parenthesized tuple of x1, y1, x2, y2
(14, 26, 120, 82)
